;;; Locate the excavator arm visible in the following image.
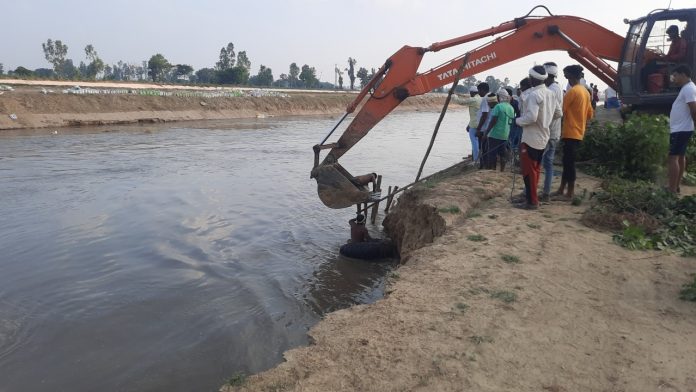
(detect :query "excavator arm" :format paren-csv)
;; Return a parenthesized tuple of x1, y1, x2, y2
(312, 10, 625, 209)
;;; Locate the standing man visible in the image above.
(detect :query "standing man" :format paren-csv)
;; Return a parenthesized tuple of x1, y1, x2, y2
(475, 82, 491, 167)
(668, 65, 696, 193)
(482, 89, 515, 171)
(515, 66, 562, 210)
(540, 62, 564, 202)
(591, 84, 599, 109)
(455, 85, 483, 161)
(554, 65, 594, 200)
(604, 86, 619, 108)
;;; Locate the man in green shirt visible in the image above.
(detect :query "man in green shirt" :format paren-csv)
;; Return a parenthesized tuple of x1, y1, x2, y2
(482, 89, 515, 171)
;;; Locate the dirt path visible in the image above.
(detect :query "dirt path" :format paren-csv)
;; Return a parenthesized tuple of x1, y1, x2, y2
(223, 170, 696, 392)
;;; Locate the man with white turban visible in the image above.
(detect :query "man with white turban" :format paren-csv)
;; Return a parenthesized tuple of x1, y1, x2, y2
(514, 65, 562, 210)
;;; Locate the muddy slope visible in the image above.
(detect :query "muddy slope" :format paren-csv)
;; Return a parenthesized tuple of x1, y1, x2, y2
(222, 170, 696, 392)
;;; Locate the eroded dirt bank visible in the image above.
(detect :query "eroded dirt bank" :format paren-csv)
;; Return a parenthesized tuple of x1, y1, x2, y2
(224, 170, 696, 392)
(0, 89, 451, 130)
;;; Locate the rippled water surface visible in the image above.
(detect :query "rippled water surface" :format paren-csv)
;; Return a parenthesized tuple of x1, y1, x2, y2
(0, 110, 470, 391)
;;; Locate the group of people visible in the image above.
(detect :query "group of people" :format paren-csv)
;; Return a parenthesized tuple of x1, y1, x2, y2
(459, 60, 696, 208)
(459, 62, 595, 210)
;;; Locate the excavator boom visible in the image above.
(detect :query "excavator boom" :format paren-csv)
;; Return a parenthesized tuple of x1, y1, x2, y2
(312, 11, 625, 209)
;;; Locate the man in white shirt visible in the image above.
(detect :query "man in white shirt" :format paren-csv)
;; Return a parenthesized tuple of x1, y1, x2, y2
(668, 65, 696, 193)
(474, 82, 491, 167)
(514, 66, 563, 209)
(541, 62, 564, 202)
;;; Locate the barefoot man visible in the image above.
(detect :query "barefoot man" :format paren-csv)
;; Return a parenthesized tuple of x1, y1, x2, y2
(554, 65, 594, 200)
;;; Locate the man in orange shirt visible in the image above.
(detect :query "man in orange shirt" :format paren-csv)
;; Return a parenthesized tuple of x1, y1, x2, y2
(554, 65, 594, 200)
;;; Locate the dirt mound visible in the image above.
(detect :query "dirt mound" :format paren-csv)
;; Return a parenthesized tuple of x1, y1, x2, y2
(383, 169, 510, 258)
(382, 191, 446, 257)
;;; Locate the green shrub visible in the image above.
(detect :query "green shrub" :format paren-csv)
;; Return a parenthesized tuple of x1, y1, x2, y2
(591, 180, 696, 256)
(579, 115, 669, 180)
(593, 179, 677, 217)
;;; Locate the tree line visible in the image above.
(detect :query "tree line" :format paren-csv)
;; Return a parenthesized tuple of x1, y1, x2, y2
(0, 39, 511, 91)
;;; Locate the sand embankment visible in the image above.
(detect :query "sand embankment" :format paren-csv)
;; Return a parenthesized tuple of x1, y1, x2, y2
(223, 169, 696, 392)
(0, 82, 454, 130)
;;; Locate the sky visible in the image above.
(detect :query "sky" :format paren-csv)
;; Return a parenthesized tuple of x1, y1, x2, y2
(2, 0, 696, 90)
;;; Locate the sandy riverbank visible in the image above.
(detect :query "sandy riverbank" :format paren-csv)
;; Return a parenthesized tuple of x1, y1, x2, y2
(0, 83, 455, 130)
(223, 169, 696, 391)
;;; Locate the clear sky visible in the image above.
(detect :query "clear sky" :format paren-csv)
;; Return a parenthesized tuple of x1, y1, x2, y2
(2, 0, 695, 90)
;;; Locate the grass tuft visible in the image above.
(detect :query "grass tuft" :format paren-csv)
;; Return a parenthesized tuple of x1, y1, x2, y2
(501, 254, 520, 264)
(439, 205, 461, 214)
(226, 373, 247, 387)
(490, 290, 517, 303)
(469, 335, 494, 344)
(465, 209, 482, 218)
(467, 234, 487, 242)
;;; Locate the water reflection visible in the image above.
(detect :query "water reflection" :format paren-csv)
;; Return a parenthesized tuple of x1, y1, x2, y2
(0, 110, 470, 391)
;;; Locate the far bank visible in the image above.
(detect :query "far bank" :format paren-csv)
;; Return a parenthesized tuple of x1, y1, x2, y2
(0, 86, 456, 130)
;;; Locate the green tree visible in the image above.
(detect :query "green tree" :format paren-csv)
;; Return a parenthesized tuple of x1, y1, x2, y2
(251, 65, 273, 86)
(484, 75, 502, 94)
(34, 68, 54, 78)
(62, 60, 78, 79)
(216, 42, 236, 70)
(13, 66, 34, 77)
(0, 63, 4, 75)
(299, 64, 318, 88)
(217, 66, 249, 84)
(274, 73, 289, 87)
(175, 64, 194, 76)
(460, 76, 479, 92)
(338, 75, 343, 89)
(347, 57, 357, 90)
(289, 62, 300, 87)
(84, 44, 104, 79)
(78, 61, 88, 77)
(147, 53, 172, 82)
(42, 39, 69, 77)
(195, 68, 217, 84)
(356, 67, 370, 88)
(237, 51, 251, 70)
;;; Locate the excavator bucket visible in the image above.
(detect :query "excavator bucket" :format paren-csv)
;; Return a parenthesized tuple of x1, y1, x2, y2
(312, 163, 375, 209)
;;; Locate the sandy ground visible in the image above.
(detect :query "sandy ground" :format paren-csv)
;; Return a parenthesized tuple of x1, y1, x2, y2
(223, 169, 696, 392)
(0, 85, 453, 130)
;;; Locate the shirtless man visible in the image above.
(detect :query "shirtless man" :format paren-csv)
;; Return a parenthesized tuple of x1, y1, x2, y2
(349, 214, 371, 243)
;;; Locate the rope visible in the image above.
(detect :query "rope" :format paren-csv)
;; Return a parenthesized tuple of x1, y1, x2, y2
(415, 53, 471, 182)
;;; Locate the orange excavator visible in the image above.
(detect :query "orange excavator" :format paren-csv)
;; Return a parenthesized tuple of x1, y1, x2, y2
(311, 6, 696, 209)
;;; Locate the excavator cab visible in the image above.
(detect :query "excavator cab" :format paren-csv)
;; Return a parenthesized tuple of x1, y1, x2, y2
(618, 8, 696, 110)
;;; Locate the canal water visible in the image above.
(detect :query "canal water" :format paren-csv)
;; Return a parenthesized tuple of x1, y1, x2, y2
(0, 110, 470, 391)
